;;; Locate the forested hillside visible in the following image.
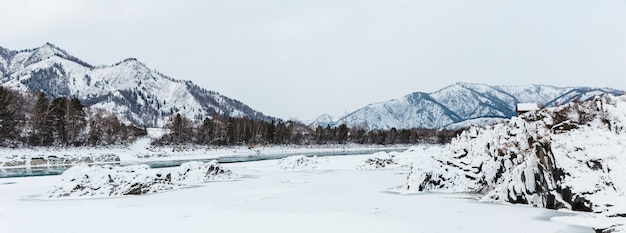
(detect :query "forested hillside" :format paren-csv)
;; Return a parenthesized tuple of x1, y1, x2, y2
(0, 86, 145, 147)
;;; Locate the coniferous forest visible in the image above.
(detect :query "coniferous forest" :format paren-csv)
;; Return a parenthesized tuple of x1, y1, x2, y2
(0, 86, 461, 148)
(0, 86, 145, 147)
(153, 113, 461, 148)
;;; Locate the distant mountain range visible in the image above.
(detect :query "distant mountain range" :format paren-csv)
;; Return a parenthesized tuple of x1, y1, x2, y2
(2, 44, 621, 131)
(323, 83, 623, 130)
(0, 43, 271, 127)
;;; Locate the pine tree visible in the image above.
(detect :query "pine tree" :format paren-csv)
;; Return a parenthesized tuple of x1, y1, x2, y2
(336, 124, 349, 144)
(169, 113, 192, 144)
(0, 87, 17, 143)
(196, 117, 215, 145)
(66, 98, 86, 145)
(31, 92, 54, 146)
(50, 97, 68, 144)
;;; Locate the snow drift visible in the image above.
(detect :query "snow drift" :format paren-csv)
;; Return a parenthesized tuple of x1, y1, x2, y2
(46, 160, 238, 198)
(405, 95, 626, 230)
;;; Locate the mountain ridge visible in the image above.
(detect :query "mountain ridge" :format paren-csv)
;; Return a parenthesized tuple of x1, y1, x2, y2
(331, 82, 623, 130)
(0, 43, 271, 127)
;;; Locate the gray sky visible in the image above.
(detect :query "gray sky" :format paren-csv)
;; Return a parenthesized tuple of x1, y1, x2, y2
(2, 0, 626, 121)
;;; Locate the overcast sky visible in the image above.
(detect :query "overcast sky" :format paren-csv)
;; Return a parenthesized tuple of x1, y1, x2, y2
(2, 0, 626, 120)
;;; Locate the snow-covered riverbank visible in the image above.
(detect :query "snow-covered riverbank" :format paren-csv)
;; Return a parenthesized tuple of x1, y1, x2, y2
(0, 143, 408, 178)
(0, 149, 596, 233)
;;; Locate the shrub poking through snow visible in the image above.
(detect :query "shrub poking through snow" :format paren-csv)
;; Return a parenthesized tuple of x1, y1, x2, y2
(46, 164, 176, 198)
(46, 161, 238, 198)
(357, 152, 396, 169)
(277, 155, 318, 170)
(405, 95, 626, 225)
(172, 160, 239, 183)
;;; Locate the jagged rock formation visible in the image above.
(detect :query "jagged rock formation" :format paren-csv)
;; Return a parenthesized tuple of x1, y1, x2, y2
(405, 94, 626, 230)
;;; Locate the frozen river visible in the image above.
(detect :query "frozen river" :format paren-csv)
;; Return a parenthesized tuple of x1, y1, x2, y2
(0, 147, 407, 178)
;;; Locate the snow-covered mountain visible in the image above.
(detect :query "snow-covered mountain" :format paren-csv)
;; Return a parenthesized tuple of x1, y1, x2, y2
(0, 43, 270, 126)
(306, 114, 336, 128)
(334, 83, 623, 130)
(405, 95, 626, 232)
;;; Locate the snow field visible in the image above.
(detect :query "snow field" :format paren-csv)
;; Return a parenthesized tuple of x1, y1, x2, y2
(0, 150, 594, 233)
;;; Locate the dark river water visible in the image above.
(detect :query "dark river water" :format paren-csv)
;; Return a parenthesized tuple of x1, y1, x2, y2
(0, 148, 407, 178)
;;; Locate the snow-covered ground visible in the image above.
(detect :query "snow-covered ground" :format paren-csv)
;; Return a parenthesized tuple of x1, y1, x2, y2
(0, 148, 596, 233)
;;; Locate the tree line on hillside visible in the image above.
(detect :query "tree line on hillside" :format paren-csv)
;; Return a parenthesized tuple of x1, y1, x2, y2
(0, 86, 145, 147)
(0, 86, 462, 148)
(154, 113, 462, 148)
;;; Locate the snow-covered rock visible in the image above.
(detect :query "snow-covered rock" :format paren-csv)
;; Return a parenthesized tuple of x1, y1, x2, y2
(46, 164, 176, 198)
(172, 160, 238, 183)
(405, 94, 626, 230)
(277, 155, 318, 171)
(357, 152, 396, 169)
(46, 160, 237, 198)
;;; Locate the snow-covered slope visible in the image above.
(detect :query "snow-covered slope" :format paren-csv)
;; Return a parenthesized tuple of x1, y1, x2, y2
(0, 43, 270, 126)
(306, 114, 336, 128)
(335, 83, 623, 130)
(404, 94, 626, 231)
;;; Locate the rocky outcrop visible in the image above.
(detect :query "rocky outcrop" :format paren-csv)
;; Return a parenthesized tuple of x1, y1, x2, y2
(46, 164, 175, 198)
(172, 161, 239, 183)
(405, 95, 626, 229)
(277, 155, 318, 171)
(46, 160, 238, 198)
(357, 152, 396, 169)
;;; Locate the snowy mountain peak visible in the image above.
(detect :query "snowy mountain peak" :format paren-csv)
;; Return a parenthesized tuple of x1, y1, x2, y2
(307, 114, 336, 128)
(28, 43, 69, 61)
(335, 83, 624, 130)
(0, 43, 272, 127)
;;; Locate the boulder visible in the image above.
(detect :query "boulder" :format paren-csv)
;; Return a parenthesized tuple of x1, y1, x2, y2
(277, 155, 318, 171)
(171, 160, 238, 183)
